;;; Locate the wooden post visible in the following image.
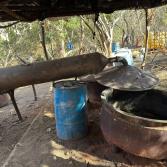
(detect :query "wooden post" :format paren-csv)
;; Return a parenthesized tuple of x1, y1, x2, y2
(141, 9, 150, 69)
(15, 54, 38, 101)
(39, 21, 49, 60)
(32, 84, 37, 101)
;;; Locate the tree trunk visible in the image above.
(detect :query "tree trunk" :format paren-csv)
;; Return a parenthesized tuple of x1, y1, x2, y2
(39, 21, 49, 60)
(141, 9, 150, 69)
(108, 27, 113, 58)
(79, 18, 85, 54)
(60, 40, 66, 57)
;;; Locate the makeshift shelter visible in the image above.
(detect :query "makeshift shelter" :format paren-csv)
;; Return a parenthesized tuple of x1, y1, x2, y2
(0, 0, 166, 121)
(0, 0, 167, 22)
(0, 1, 167, 165)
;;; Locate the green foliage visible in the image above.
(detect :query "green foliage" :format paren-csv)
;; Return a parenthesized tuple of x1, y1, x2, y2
(162, 12, 167, 25)
(0, 5, 167, 66)
(113, 28, 123, 42)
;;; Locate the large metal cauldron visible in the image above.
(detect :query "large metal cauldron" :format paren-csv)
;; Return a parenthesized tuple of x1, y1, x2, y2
(101, 89, 167, 160)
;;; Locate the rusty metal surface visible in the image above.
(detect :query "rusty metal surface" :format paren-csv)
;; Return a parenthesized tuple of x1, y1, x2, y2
(0, 52, 108, 92)
(95, 65, 159, 91)
(79, 75, 96, 82)
(86, 82, 107, 104)
(100, 102, 167, 160)
(110, 89, 167, 126)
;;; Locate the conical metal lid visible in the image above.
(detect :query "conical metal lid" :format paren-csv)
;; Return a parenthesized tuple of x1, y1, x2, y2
(95, 65, 159, 91)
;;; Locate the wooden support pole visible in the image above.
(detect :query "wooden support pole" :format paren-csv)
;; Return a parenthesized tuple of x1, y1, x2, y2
(32, 84, 37, 101)
(8, 90, 23, 121)
(39, 21, 49, 60)
(15, 54, 38, 101)
(141, 9, 150, 69)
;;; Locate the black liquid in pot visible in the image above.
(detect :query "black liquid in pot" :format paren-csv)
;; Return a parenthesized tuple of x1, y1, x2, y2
(108, 89, 167, 120)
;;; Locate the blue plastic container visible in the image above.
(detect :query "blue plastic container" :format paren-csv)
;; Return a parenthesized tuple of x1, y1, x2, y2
(122, 53, 133, 65)
(113, 48, 133, 66)
(54, 80, 87, 140)
(112, 42, 120, 53)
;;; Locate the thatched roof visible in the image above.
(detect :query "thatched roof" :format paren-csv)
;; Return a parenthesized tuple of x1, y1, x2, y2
(0, 0, 167, 22)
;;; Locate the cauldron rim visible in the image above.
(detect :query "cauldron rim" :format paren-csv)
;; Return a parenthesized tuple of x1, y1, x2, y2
(102, 102, 167, 128)
(101, 102, 167, 160)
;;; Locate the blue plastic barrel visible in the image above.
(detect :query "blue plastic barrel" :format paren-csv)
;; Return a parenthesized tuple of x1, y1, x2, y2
(112, 42, 120, 53)
(54, 80, 87, 140)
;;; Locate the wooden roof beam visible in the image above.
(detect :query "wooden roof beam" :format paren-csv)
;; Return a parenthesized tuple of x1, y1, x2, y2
(0, 6, 26, 20)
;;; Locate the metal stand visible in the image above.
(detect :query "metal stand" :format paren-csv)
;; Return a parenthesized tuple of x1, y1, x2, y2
(32, 84, 37, 101)
(15, 54, 38, 101)
(8, 90, 23, 121)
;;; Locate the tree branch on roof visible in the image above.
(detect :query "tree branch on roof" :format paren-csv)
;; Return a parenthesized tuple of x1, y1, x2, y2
(0, 21, 19, 29)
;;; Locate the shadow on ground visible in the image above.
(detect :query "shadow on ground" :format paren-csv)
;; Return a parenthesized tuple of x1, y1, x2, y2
(3, 96, 167, 167)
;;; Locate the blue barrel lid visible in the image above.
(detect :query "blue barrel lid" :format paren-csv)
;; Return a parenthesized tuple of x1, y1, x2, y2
(54, 80, 85, 89)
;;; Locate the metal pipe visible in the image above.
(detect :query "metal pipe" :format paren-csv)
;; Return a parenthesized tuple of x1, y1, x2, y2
(108, 56, 128, 66)
(0, 52, 108, 92)
(8, 90, 23, 121)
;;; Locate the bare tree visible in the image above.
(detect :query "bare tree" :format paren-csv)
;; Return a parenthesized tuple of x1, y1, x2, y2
(81, 12, 124, 57)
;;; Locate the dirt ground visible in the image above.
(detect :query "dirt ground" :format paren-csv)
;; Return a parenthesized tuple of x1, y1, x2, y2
(0, 52, 167, 167)
(138, 51, 167, 90)
(0, 83, 50, 166)
(2, 94, 167, 167)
